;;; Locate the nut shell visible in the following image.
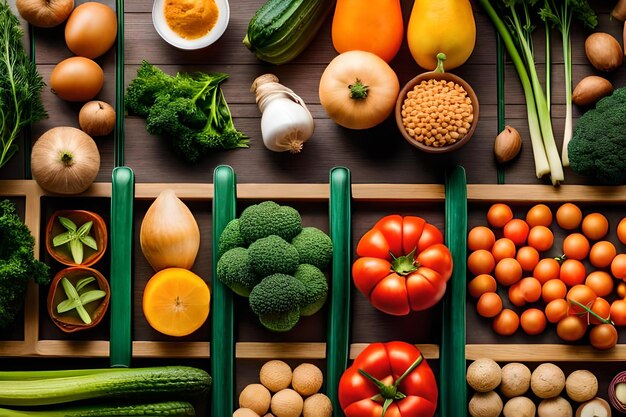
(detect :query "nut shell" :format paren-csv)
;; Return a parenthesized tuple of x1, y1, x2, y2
(503, 397, 535, 417)
(260, 360, 292, 392)
(500, 363, 531, 398)
(469, 391, 503, 417)
(566, 370, 598, 403)
(494, 126, 522, 163)
(538, 397, 572, 417)
(531, 363, 565, 399)
(572, 76, 613, 107)
(467, 358, 502, 392)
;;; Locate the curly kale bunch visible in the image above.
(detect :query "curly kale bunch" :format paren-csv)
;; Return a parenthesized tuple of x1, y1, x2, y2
(215, 201, 333, 332)
(0, 200, 50, 328)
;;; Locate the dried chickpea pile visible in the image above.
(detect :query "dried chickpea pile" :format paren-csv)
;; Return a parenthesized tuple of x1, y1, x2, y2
(401, 79, 474, 148)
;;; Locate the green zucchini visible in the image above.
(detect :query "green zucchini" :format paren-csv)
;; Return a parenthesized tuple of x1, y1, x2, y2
(0, 401, 196, 416)
(0, 367, 211, 407)
(243, 0, 336, 64)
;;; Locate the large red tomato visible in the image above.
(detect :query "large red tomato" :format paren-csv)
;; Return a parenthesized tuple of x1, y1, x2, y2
(352, 215, 453, 315)
(339, 341, 438, 417)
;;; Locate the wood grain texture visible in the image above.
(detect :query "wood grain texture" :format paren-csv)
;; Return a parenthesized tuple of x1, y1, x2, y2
(466, 344, 626, 362)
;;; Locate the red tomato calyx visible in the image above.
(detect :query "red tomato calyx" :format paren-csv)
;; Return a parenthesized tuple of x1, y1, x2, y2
(390, 248, 419, 276)
(357, 354, 424, 417)
(569, 298, 614, 325)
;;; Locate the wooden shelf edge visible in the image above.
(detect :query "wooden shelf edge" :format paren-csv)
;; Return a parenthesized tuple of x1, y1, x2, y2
(467, 184, 626, 202)
(466, 344, 626, 362)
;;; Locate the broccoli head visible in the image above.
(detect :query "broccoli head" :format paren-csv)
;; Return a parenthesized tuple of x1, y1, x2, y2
(239, 201, 302, 245)
(291, 227, 333, 269)
(569, 87, 626, 184)
(216, 247, 260, 297)
(0, 200, 50, 328)
(249, 274, 306, 332)
(218, 219, 245, 257)
(294, 264, 328, 316)
(248, 235, 299, 277)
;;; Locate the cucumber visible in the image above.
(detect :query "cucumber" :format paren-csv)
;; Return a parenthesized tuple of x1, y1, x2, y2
(0, 401, 196, 416)
(0, 367, 211, 406)
(243, 0, 335, 64)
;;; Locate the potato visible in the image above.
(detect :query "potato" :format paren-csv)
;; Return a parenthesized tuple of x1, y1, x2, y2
(469, 391, 503, 417)
(585, 33, 623, 72)
(467, 358, 502, 393)
(538, 397, 572, 417)
(503, 396, 536, 417)
(572, 76, 613, 107)
(531, 363, 565, 399)
(566, 370, 598, 403)
(501, 363, 531, 398)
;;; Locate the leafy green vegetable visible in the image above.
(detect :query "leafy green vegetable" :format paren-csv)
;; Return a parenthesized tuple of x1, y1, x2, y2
(0, 1, 47, 169)
(125, 61, 248, 163)
(57, 277, 106, 324)
(568, 87, 626, 184)
(249, 273, 306, 332)
(53, 217, 97, 265)
(239, 201, 302, 245)
(0, 200, 49, 328)
(539, 0, 597, 166)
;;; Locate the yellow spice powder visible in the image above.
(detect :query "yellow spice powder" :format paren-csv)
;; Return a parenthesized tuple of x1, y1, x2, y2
(164, 0, 219, 40)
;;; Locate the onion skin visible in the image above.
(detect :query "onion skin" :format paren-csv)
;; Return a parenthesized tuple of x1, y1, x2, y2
(572, 76, 614, 107)
(16, 0, 74, 28)
(140, 190, 200, 272)
(50, 57, 104, 102)
(65, 2, 118, 59)
(585, 33, 623, 72)
(31, 127, 100, 194)
(79, 101, 116, 136)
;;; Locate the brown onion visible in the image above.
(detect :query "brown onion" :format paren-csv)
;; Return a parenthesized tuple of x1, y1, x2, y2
(16, 0, 74, 28)
(31, 127, 100, 194)
(79, 101, 116, 136)
(585, 33, 623, 72)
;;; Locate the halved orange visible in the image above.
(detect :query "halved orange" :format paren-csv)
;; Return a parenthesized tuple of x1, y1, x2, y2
(142, 267, 210, 337)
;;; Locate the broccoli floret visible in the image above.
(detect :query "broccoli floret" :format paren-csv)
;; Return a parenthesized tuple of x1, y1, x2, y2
(291, 227, 333, 269)
(0, 200, 50, 328)
(569, 87, 626, 184)
(239, 201, 302, 245)
(248, 235, 299, 277)
(294, 264, 328, 316)
(249, 274, 306, 332)
(216, 247, 260, 297)
(218, 219, 245, 257)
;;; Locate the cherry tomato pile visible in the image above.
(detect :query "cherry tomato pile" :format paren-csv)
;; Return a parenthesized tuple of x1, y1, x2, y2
(467, 202, 626, 350)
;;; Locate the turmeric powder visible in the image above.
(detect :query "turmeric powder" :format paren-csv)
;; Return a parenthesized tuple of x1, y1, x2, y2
(164, 0, 219, 40)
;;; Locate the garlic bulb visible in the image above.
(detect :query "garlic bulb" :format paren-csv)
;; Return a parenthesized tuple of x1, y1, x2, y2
(251, 74, 314, 153)
(140, 189, 200, 271)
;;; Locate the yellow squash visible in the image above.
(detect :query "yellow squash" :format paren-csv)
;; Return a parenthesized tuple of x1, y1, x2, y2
(407, 0, 476, 70)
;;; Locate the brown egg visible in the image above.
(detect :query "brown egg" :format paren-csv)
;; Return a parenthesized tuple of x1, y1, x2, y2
(65, 2, 117, 59)
(50, 57, 104, 102)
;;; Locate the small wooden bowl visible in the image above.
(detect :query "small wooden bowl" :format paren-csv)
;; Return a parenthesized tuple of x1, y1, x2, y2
(46, 210, 108, 267)
(47, 266, 110, 333)
(395, 69, 479, 153)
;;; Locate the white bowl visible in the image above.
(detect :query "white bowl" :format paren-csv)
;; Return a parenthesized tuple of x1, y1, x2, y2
(152, 0, 230, 50)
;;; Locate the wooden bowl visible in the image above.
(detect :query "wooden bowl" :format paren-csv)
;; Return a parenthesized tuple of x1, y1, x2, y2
(47, 266, 110, 333)
(395, 70, 479, 153)
(46, 210, 108, 267)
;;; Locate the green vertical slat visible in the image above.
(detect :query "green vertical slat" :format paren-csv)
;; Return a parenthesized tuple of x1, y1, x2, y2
(326, 166, 351, 417)
(497, 35, 506, 185)
(109, 166, 134, 367)
(440, 165, 467, 417)
(211, 165, 236, 417)
(115, 0, 125, 167)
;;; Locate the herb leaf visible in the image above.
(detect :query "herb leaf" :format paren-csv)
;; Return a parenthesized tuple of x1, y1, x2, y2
(69, 238, 84, 264)
(76, 220, 93, 237)
(79, 290, 106, 305)
(58, 217, 77, 232)
(52, 231, 73, 247)
(80, 235, 98, 251)
(75, 276, 95, 292)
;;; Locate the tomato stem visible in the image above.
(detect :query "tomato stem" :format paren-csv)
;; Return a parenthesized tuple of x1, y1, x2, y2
(554, 254, 566, 264)
(570, 299, 614, 325)
(390, 248, 419, 276)
(349, 79, 369, 100)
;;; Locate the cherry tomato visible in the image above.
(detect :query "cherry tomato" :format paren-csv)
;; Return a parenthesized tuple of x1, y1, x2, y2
(520, 308, 547, 335)
(545, 299, 569, 323)
(477, 292, 503, 318)
(467, 249, 496, 276)
(589, 241, 617, 268)
(618, 282, 626, 299)
(503, 219, 530, 247)
(492, 309, 520, 336)
(562, 233, 590, 261)
(556, 315, 588, 342)
(611, 300, 626, 326)
(468, 226, 496, 251)
(492, 238, 517, 263)
(611, 253, 626, 280)
(527, 226, 554, 252)
(618, 217, 626, 245)
(559, 259, 586, 287)
(508, 282, 525, 307)
(566, 284, 597, 315)
(582, 212, 609, 241)
(590, 324, 618, 350)
(585, 271, 614, 298)
(542, 279, 567, 303)
(556, 203, 583, 230)
(526, 204, 553, 228)
(518, 277, 541, 303)
(468, 274, 497, 298)
(494, 258, 523, 286)
(590, 297, 611, 325)
(516, 246, 540, 271)
(533, 258, 561, 284)
(487, 203, 514, 228)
